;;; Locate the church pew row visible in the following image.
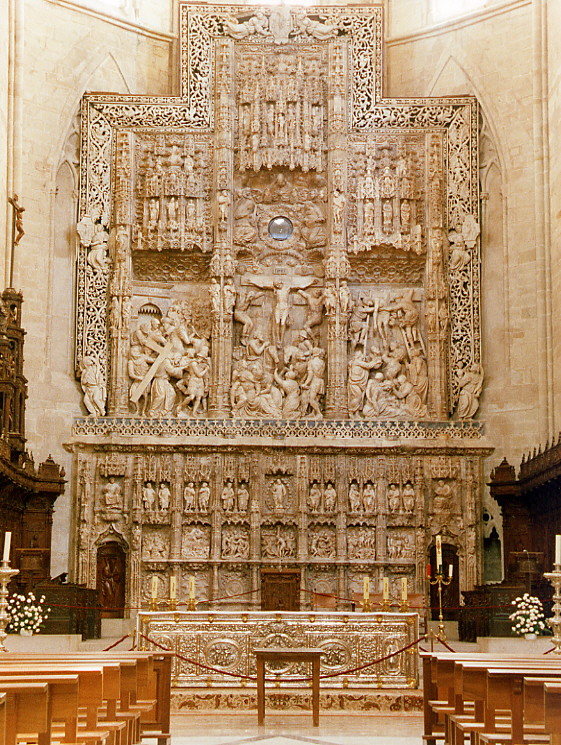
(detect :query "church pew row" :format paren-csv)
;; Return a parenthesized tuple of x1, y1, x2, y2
(421, 651, 561, 745)
(0, 652, 171, 745)
(0, 693, 5, 745)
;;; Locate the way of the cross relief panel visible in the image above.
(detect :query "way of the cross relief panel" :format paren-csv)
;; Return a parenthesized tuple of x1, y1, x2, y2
(69, 3, 490, 614)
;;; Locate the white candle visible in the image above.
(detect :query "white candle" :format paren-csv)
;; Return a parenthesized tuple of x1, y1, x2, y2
(151, 575, 158, 600)
(401, 577, 408, 601)
(382, 577, 389, 600)
(436, 535, 443, 570)
(448, 564, 453, 579)
(170, 575, 177, 600)
(189, 575, 195, 600)
(2, 532, 11, 562)
(555, 535, 561, 565)
(363, 575, 370, 599)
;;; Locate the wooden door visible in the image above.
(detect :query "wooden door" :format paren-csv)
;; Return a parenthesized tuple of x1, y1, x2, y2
(261, 570, 300, 611)
(97, 542, 126, 618)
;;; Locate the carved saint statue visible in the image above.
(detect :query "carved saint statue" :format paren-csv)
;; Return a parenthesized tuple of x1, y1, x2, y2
(102, 477, 121, 508)
(457, 363, 483, 419)
(237, 482, 250, 512)
(158, 482, 171, 511)
(272, 478, 287, 511)
(349, 481, 362, 512)
(80, 356, 106, 417)
(221, 480, 236, 512)
(142, 481, 156, 511)
(198, 481, 211, 511)
(183, 481, 196, 511)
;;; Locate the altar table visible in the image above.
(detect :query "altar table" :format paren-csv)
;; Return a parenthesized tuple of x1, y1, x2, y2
(253, 647, 323, 725)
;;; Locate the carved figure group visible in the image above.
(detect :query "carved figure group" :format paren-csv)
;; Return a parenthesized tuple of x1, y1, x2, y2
(128, 302, 211, 418)
(221, 529, 250, 559)
(237, 52, 325, 172)
(139, 143, 207, 251)
(307, 481, 338, 512)
(348, 480, 377, 513)
(183, 480, 211, 512)
(220, 479, 251, 512)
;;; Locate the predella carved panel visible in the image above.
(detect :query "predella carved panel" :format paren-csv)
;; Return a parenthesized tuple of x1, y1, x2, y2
(70, 2, 489, 611)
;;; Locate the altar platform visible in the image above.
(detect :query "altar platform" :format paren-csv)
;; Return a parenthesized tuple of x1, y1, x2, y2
(137, 610, 421, 711)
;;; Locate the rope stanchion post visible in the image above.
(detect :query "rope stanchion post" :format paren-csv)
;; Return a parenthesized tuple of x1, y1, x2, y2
(428, 540, 453, 642)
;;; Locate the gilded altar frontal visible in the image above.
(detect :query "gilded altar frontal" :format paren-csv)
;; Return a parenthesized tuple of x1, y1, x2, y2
(69, 3, 491, 614)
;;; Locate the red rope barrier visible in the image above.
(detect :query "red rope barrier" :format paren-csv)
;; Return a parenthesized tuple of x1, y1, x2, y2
(102, 634, 130, 651)
(138, 632, 425, 683)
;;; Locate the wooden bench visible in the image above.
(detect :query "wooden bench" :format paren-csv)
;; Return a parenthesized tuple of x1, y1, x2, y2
(421, 651, 561, 745)
(0, 652, 171, 745)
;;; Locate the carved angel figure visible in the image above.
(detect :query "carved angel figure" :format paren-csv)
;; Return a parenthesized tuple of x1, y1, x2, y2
(293, 10, 338, 39)
(224, 10, 269, 40)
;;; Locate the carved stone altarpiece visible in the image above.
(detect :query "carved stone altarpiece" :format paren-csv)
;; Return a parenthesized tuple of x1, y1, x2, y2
(68, 3, 491, 615)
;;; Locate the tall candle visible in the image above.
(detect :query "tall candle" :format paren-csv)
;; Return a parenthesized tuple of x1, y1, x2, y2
(382, 577, 389, 600)
(2, 532, 11, 562)
(401, 577, 408, 601)
(363, 575, 370, 599)
(448, 564, 453, 579)
(556, 535, 561, 565)
(436, 535, 443, 571)
(170, 575, 177, 600)
(189, 575, 195, 600)
(151, 575, 158, 600)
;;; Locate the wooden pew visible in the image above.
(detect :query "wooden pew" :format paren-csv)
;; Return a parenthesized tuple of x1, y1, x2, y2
(421, 651, 561, 745)
(2, 652, 170, 745)
(0, 673, 81, 745)
(441, 659, 561, 745)
(544, 681, 561, 745)
(0, 692, 5, 745)
(0, 682, 49, 745)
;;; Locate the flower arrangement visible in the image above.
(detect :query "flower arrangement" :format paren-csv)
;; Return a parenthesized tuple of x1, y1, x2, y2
(6, 592, 50, 635)
(509, 593, 547, 636)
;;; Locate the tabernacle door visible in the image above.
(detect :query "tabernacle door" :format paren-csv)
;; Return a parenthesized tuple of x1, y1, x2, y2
(261, 569, 301, 611)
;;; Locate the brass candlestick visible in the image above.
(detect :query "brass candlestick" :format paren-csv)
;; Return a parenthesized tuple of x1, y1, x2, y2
(544, 564, 561, 654)
(186, 597, 197, 611)
(428, 567, 452, 642)
(361, 596, 372, 612)
(0, 560, 19, 652)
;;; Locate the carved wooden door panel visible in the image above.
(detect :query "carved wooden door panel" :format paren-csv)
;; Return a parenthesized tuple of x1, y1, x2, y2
(96, 542, 126, 618)
(261, 570, 300, 611)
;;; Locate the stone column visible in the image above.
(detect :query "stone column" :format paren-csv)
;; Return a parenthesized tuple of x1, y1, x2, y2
(107, 131, 133, 416)
(208, 38, 235, 417)
(325, 41, 350, 419)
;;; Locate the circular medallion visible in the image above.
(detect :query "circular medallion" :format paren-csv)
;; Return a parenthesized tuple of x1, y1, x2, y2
(268, 216, 294, 241)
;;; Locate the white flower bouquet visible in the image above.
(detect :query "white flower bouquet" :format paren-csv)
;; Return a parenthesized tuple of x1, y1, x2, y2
(509, 593, 547, 636)
(6, 592, 50, 634)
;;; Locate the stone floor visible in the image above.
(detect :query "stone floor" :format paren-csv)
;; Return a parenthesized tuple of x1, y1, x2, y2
(170, 713, 424, 745)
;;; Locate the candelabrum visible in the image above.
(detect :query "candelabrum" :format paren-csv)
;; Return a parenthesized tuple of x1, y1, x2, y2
(186, 597, 197, 611)
(428, 567, 452, 642)
(544, 565, 561, 654)
(0, 559, 19, 652)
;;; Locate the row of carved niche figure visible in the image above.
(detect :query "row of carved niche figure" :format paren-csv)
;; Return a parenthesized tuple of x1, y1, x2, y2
(125, 478, 419, 514)
(142, 526, 415, 562)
